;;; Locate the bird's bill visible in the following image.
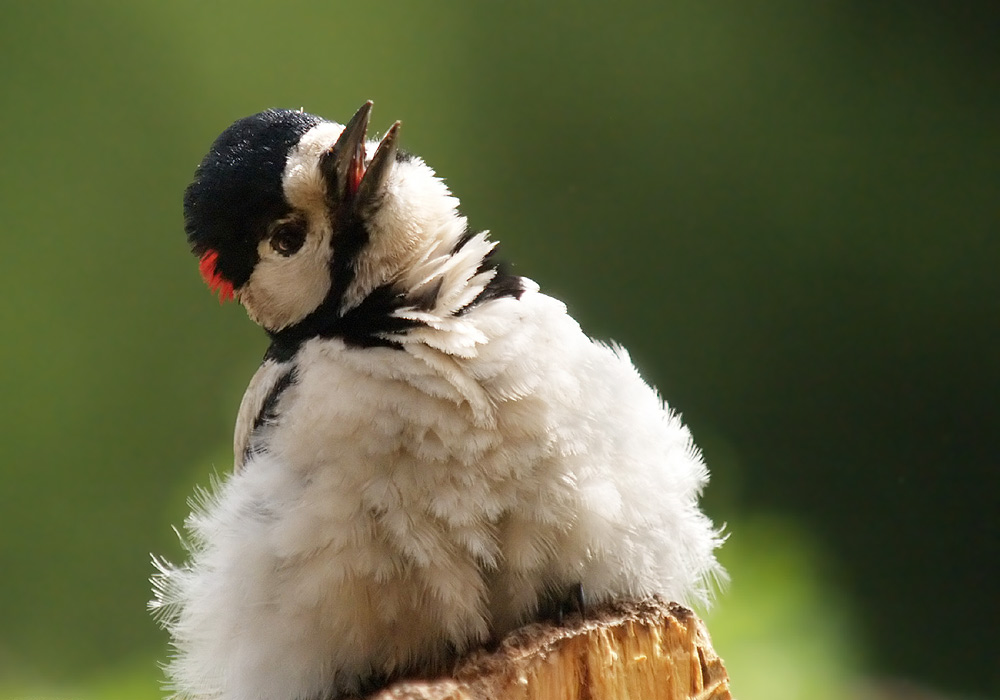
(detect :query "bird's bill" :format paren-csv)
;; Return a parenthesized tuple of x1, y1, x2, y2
(357, 121, 400, 206)
(321, 101, 401, 212)
(323, 101, 372, 202)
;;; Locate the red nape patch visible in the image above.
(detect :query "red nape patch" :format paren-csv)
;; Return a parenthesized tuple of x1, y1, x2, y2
(198, 250, 235, 303)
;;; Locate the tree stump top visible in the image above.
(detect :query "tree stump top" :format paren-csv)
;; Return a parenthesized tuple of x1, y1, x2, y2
(370, 597, 732, 700)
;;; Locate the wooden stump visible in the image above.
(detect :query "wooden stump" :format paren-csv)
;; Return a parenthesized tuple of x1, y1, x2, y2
(369, 597, 732, 700)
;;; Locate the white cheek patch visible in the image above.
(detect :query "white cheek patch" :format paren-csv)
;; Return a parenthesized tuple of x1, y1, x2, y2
(283, 122, 345, 218)
(240, 223, 334, 331)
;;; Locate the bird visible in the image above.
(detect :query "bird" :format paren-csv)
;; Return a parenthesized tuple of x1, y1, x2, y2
(151, 101, 725, 700)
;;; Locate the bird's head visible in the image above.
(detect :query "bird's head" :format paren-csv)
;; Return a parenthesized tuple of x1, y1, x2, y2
(184, 102, 485, 341)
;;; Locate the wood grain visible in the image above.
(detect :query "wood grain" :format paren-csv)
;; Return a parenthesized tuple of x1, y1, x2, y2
(369, 597, 732, 700)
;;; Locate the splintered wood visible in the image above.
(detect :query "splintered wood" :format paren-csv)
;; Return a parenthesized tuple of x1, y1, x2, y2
(370, 597, 732, 700)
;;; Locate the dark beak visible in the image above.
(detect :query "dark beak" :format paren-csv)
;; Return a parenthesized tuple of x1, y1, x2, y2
(321, 101, 401, 216)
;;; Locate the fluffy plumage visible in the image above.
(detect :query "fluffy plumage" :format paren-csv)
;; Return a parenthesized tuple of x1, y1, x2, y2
(151, 103, 725, 700)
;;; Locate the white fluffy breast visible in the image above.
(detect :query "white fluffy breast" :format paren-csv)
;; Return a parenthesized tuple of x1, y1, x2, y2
(152, 285, 723, 700)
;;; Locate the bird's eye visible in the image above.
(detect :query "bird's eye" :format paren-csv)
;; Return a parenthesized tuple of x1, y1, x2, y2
(269, 220, 307, 257)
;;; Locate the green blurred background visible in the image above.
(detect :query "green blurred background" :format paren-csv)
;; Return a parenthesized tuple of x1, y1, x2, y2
(1, 2, 996, 698)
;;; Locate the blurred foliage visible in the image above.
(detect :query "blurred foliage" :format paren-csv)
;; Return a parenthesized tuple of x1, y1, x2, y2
(1, 1, 996, 698)
(705, 515, 864, 700)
